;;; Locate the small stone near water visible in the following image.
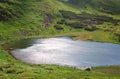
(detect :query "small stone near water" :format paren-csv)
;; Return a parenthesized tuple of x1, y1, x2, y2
(7, 48, 14, 52)
(79, 66, 91, 71)
(9, 48, 13, 50)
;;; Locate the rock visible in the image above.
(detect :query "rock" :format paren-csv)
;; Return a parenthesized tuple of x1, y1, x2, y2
(79, 66, 91, 71)
(9, 48, 13, 50)
(7, 48, 13, 52)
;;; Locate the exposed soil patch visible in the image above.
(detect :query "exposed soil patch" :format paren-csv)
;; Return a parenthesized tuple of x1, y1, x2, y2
(44, 14, 53, 26)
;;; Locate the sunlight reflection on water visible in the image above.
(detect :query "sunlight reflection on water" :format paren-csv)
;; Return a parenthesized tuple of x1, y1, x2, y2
(11, 37, 120, 67)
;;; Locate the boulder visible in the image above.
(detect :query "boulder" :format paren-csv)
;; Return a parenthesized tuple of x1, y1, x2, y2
(79, 66, 91, 71)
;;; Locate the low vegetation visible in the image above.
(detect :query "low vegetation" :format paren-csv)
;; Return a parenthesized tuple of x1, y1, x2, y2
(59, 10, 119, 29)
(66, 0, 120, 14)
(0, 49, 120, 79)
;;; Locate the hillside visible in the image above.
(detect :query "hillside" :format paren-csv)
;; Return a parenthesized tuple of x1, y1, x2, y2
(66, 0, 120, 14)
(0, 0, 120, 79)
(0, 0, 120, 42)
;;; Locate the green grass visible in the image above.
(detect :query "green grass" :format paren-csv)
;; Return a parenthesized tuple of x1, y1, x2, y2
(0, 49, 120, 79)
(46, 29, 119, 44)
(0, 0, 120, 41)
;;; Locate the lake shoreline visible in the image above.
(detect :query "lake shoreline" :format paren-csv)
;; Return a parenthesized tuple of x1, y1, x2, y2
(7, 36, 120, 67)
(0, 31, 120, 79)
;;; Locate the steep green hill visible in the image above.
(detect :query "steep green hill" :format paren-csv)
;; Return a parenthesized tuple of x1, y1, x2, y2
(0, 0, 120, 41)
(66, 0, 120, 14)
(0, 0, 23, 21)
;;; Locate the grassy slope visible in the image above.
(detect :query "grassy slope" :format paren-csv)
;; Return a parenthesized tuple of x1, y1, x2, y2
(0, 0, 120, 42)
(67, 0, 120, 14)
(0, 49, 120, 79)
(0, 0, 120, 79)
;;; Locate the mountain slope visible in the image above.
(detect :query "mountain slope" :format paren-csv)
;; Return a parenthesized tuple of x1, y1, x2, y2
(66, 0, 120, 14)
(0, 0, 81, 40)
(0, 0, 24, 21)
(0, 0, 120, 42)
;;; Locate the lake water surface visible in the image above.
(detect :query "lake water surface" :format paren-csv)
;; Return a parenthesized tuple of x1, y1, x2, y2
(10, 37, 120, 67)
